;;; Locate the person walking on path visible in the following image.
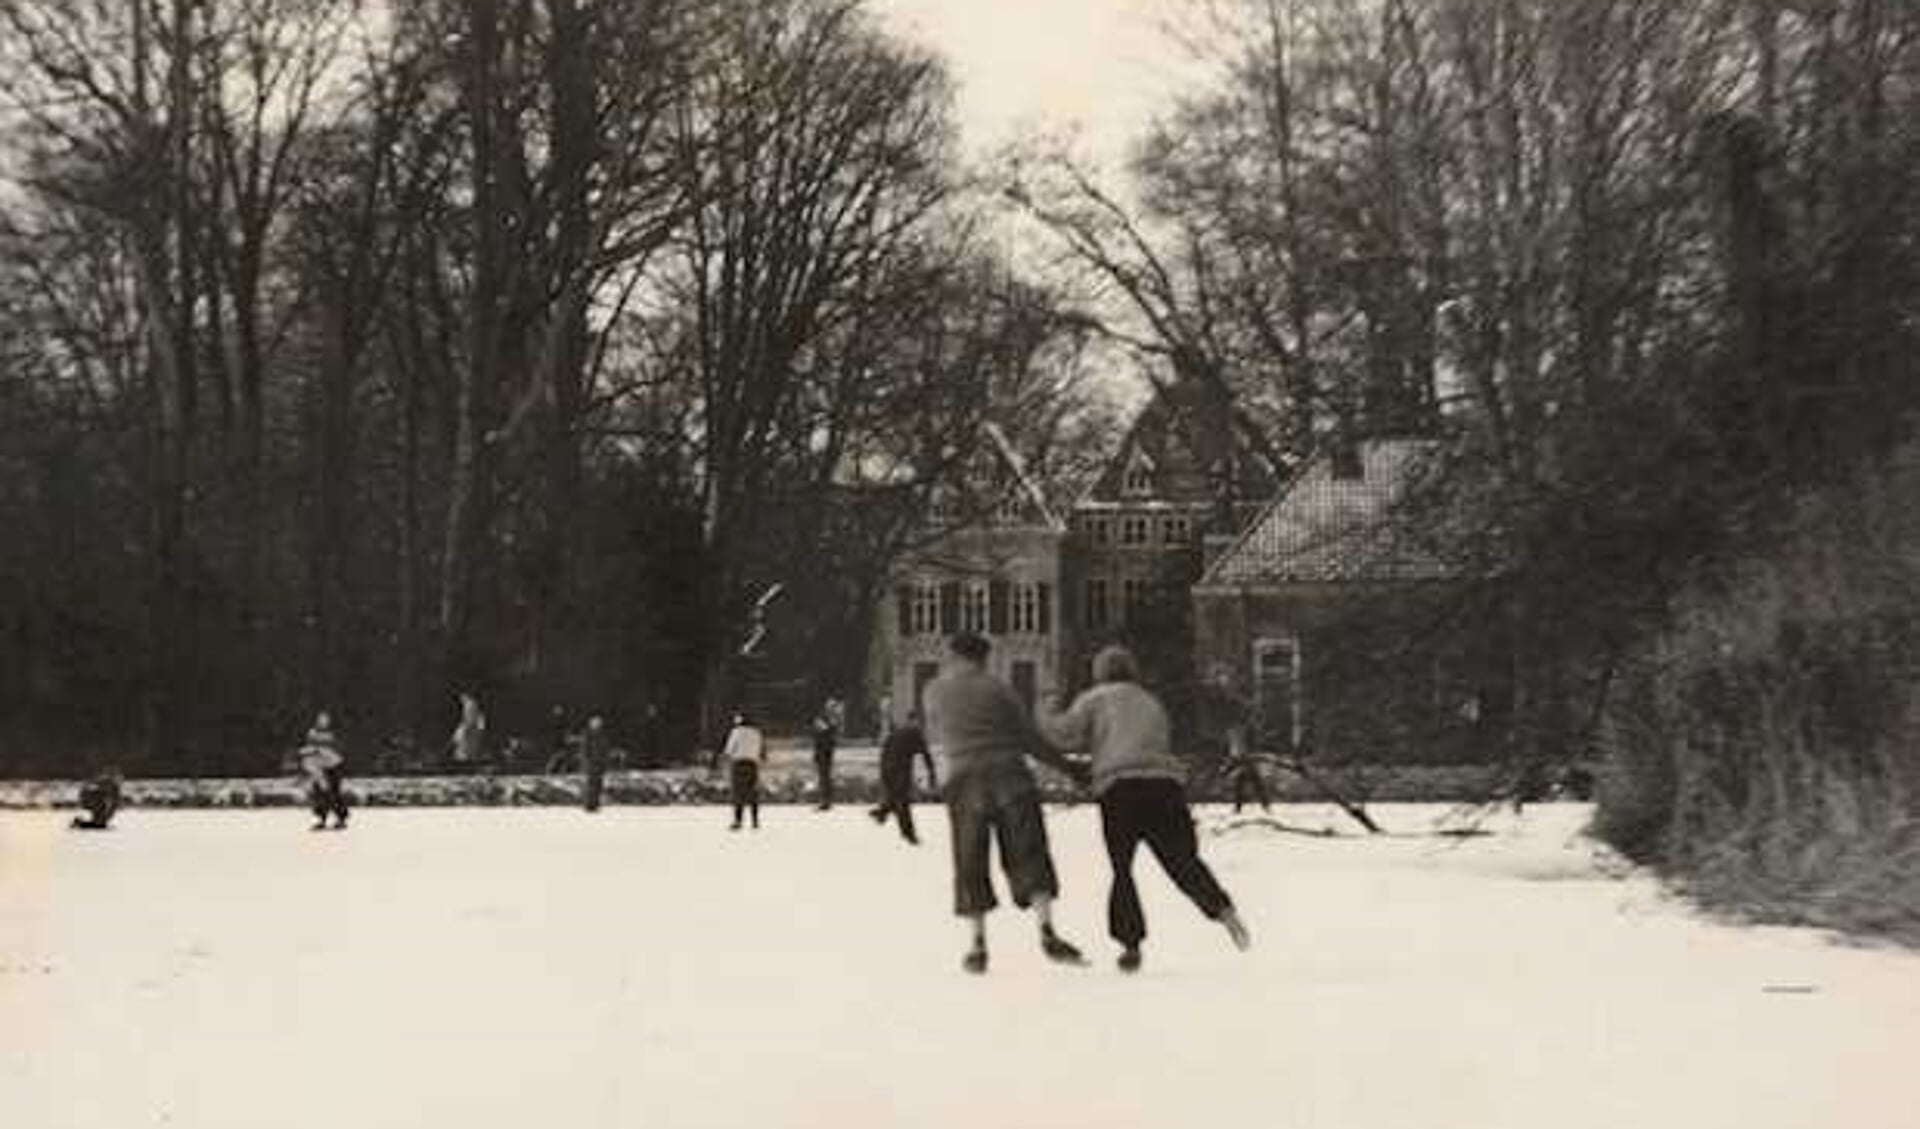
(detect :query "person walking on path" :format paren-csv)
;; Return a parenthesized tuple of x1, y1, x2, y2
(298, 712, 350, 831)
(1039, 645, 1250, 973)
(924, 632, 1090, 975)
(869, 710, 938, 844)
(70, 767, 123, 830)
(715, 711, 767, 831)
(810, 698, 841, 810)
(580, 716, 609, 813)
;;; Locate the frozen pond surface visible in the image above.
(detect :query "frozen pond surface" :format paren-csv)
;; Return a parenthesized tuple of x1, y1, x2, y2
(3, 803, 1916, 1129)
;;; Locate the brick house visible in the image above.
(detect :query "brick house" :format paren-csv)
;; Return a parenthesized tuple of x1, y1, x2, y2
(868, 381, 1281, 732)
(870, 424, 1069, 723)
(1191, 438, 1511, 764)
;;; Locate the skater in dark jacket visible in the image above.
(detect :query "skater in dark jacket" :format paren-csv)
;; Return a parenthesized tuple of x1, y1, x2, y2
(298, 712, 350, 830)
(1224, 723, 1273, 815)
(810, 698, 841, 810)
(70, 768, 123, 830)
(580, 716, 609, 813)
(869, 711, 938, 844)
(1040, 645, 1250, 973)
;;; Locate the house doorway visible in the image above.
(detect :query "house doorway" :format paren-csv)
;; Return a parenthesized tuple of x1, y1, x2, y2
(1253, 636, 1301, 752)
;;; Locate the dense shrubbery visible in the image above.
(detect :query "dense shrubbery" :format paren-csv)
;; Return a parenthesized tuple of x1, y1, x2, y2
(1595, 445, 1920, 942)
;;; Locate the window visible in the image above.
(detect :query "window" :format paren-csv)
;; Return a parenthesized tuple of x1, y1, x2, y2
(1121, 577, 1148, 615)
(1085, 578, 1110, 631)
(1011, 583, 1041, 634)
(995, 492, 1025, 525)
(961, 582, 990, 633)
(1084, 516, 1112, 546)
(1120, 515, 1150, 546)
(1162, 516, 1190, 545)
(910, 583, 940, 635)
(1122, 454, 1154, 496)
(1253, 636, 1303, 751)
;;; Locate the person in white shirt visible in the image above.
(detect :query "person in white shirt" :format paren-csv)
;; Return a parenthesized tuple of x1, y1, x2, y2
(715, 711, 767, 831)
(298, 711, 350, 831)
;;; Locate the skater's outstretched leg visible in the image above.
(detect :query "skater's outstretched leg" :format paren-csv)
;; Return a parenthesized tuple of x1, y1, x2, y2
(1137, 781, 1248, 951)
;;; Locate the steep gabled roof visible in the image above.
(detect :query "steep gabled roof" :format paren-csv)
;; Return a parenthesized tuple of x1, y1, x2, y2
(1079, 377, 1281, 509)
(1198, 439, 1461, 587)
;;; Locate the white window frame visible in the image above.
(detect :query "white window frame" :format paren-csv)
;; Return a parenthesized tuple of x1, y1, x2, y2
(1252, 634, 1304, 751)
(910, 583, 941, 636)
(1011, 582, 1040, 635)
(1162, 515, 1190, 545)
(960, 582, 990, 634)
(1120, 515, 1150, 547)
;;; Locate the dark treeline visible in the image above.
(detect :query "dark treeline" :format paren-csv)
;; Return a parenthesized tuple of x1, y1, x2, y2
(0, 0, 1109, 776)
(1010, 0, 1920, 931)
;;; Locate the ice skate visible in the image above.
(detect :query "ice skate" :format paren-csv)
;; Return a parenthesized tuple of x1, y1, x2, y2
(1221, 908, 1252, 951)
(1040, 927, 1087, 965)
(1117, 946, 1142, 973)
(962, 944, 988, 974)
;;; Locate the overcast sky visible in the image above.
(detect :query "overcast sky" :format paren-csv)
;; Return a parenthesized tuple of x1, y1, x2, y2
(868, 0, 1203, 172)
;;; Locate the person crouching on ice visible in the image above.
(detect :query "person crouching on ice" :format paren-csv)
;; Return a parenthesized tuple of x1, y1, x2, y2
(869, 709, 937, 844)
(924, 631, 1090, 975)
(70, 767, 123, 830)
(298, 712, 350, 831)
(1039, 645, 1251, 974)
(715, 710, 766, 831)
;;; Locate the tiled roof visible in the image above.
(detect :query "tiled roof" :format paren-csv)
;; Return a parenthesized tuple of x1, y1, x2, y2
(1200, 439, 1462, 586)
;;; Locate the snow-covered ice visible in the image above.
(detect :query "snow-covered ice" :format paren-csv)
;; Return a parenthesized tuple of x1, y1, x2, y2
(2, 802, 1916, 1129)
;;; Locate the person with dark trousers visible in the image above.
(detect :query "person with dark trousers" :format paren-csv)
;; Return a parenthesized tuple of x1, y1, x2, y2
(924, 632, 1090, 975)
(810, 698, 841, 810)
(298, 711, 350, 831)
(869, 710, 938, 844)
(1225, 724, 1272, 814)
(715, 711, 766, 831)
(1040, 645, 1250, 974)
(580, 715, 608, 813)
(70, 768, 123, 830)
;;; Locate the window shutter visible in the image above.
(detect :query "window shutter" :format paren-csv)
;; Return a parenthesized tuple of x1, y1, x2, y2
(895, 586, 912, 636)
(939, 582, 959, 634)
(988, 580, 1009, 634)
(1037, 583, 1052, 634)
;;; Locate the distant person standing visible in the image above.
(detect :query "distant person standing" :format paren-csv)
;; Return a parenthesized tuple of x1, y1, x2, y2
(924, 632, 1089, 975)
(450, 692, 487, 769)
(69, 767, 123, 830)
(1039, 645, 1249, 973)
(1224, 722, 1272, 815)
(298, 711, 350, 831)
(810, 697, 841, 810)
(580, 716, 609, 813)
(715, 711, 767, 831)
(869, 710, 938, 845)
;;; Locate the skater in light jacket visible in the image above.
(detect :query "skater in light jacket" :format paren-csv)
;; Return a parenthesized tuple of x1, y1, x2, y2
(1039, 645, 1249, 973)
